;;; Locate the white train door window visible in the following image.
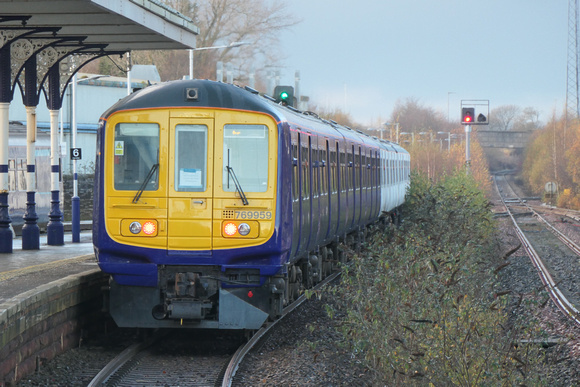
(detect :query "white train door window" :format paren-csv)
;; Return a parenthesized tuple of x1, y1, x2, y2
(175, 125, 207, 192)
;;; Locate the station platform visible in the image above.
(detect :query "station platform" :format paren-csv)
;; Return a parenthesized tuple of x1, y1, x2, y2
(0, 231, 97, 303)
(0, 231, 110, 385)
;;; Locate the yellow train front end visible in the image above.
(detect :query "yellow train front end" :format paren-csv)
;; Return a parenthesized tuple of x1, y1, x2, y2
(94, 80, 288, 329)
(104, 108, 278, 251)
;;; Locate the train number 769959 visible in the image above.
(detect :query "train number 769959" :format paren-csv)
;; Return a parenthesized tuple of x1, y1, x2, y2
(235, 211, 272, 220)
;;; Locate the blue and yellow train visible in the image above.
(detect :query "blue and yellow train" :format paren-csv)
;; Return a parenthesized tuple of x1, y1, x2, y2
(93, 79, 409, 329)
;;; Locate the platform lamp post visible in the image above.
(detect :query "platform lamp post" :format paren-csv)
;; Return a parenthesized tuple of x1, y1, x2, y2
(188, 41, 250, 80)
(398, 132, 414, 145)
(437, 132, 452, 153)
(69, 74, 104, 243)
(383, 122, 399, 142)
(71, 74, 80, 242)
(126, 52, 132, 96)
(447, 92, 456, 121)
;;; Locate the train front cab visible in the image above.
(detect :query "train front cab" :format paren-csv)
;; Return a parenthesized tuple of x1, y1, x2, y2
(95, 107, 285, 329)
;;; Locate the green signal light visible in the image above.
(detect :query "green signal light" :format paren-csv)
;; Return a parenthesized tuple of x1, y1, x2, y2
(273, 86, 294, 106)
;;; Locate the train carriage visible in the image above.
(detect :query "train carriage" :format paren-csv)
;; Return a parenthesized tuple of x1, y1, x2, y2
(93, 79, 409, 329)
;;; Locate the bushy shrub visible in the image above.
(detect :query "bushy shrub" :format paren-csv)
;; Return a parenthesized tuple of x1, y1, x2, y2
(333, 171, 543, 385)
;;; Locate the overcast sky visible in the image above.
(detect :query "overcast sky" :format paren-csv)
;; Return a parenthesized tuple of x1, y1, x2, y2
(277, 1, 568, 126)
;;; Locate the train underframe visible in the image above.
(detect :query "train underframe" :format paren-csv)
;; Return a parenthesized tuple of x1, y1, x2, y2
(107, 213, 400, 330)
(106, 242, 346, 330)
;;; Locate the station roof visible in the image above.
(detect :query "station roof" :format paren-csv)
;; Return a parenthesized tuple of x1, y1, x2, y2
(0, 0, 199, 51)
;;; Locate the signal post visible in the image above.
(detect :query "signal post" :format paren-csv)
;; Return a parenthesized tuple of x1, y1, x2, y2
(461, 100, 489, 173)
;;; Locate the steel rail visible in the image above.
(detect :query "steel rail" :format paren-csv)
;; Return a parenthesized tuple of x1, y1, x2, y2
(501, 175, 580, 256)
(88, 272, 341, 386)
(87, 331, 165, 386)
(531, 208, 580, 256)
(494, 175, 580, 327)
(221, 271, 341, 387)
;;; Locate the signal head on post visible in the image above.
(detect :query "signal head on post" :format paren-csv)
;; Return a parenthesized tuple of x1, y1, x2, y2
(274, 85, 294, 106)
(461, 107, 475, 125)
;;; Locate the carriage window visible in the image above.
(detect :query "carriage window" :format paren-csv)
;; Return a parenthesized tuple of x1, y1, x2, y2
(175, 124, 207, 192)
(331, 146, 338, 193)
(223, 124, 269, 193)
(292, 142, 299, 201)
(321, 144, 328, 195)
(313, 147, 319, 198)
(340, 151, 346, 192)
(362, 152, 366, 189)
(354, 147, 360, 191)
(302, 143, 309, 198)
(114, 123, 159, 191)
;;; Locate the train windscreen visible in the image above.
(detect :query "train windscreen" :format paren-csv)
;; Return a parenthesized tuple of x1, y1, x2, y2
(222, 124, 269, 193)
(113, 123, 159, 191)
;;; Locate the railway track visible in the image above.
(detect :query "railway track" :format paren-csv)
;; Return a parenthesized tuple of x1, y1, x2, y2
(495, 174, 580, 327)
(88, 272, 340, 386)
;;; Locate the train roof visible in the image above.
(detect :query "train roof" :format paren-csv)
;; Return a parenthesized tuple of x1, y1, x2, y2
(101, 79, 280, 120)
(101, 79, 408, 155)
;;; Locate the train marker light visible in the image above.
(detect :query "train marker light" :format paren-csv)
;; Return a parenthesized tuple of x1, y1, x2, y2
(142, 221, 157, 235)
(224, 222, 238, 236)
(273, 85, 294, 106)
(461, 107, 475, 125)
(248, 290, 254, 298)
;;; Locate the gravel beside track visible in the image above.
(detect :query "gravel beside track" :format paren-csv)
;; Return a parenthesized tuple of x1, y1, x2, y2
(233, 289, 375, 386)
(494, 176, 580, 386)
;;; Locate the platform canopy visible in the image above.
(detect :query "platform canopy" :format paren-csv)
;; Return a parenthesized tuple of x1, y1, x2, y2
(0, 0, 199, 50)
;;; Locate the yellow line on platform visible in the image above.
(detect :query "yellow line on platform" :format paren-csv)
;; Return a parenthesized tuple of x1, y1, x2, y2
(0, 254, 96, 282)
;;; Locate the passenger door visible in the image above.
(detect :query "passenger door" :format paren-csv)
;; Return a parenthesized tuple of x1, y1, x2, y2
(167, 118, 214, 251)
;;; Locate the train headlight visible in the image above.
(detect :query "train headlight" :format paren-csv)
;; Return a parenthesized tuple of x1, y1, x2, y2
(221, 220, 259, 238)
(238, 223, 251, 236)
(129, 221, 142, 234)
(122, 219, 159, 237)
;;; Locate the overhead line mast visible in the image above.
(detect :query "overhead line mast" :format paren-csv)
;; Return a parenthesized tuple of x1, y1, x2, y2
(566, 0, 579, 125)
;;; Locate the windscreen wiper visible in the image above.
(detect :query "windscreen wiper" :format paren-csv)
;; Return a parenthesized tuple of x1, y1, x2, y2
(133, 163, 159, 203)
(226, 165, 249, 206)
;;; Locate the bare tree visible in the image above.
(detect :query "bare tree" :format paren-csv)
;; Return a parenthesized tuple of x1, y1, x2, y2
(84, 0, 299, 86)
(513, 107, 541, 131)
(389, 97, 450, 133)
(308, 105, 359, 128)
(191, 0, 299, 82)
(489, 105, 521, 131)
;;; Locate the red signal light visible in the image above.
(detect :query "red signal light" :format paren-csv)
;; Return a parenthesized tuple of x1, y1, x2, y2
(461, 107, 475, 125)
